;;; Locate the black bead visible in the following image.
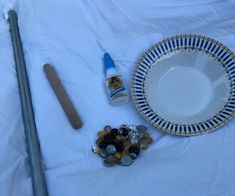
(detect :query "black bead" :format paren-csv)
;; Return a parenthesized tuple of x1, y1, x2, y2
(98, 141, 108, 149)
(110, 128, 118, 137)
(121, 128, 129, 137)
(103, 134, 115, 143)
(114, 141, 124, 152)
(129, 145, 140, 155)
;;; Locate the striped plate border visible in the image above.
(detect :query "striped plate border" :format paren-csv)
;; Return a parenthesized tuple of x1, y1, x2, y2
(132, 34, 235, 136)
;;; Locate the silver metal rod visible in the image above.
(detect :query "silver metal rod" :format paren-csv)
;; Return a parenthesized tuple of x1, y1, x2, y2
(8, 10, 48, 196)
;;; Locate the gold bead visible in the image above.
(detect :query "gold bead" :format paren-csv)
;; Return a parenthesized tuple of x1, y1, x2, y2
(145, 137, 153, 144)
(124, 140, 131, 150)
(114, 152, 122, 160)
(97, 131, 106, 139)
(122, 150, 129, 157)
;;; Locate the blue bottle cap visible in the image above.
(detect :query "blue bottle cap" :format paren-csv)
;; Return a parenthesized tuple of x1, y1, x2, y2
(104, 53, 116, 70)
(103, 53, 118, 77)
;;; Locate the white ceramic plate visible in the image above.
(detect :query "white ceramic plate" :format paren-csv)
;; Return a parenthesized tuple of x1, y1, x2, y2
(132, 35, 235, 136)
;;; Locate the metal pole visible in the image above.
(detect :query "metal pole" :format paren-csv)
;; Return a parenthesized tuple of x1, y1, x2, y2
(8, 10, 48, 196)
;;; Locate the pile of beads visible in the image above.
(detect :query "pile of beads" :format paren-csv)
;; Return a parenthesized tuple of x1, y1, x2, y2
(92, 124, 153, 167)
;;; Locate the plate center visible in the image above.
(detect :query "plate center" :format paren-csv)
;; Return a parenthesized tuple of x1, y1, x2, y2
(156, 67, 212, 116)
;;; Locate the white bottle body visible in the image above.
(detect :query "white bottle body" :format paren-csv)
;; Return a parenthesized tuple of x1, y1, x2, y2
(105, 74, 129, 105)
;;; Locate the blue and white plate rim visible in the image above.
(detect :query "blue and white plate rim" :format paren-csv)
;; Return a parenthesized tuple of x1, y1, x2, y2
(131, 34, 235, 136)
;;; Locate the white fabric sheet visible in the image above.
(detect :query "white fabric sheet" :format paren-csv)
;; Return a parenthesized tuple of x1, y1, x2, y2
(1, 0, 235, 195)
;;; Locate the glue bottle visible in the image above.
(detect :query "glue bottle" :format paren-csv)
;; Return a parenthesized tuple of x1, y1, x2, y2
(104, 53, 129, 105)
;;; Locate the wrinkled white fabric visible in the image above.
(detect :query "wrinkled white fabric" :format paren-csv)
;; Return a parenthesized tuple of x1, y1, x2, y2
(0, 0, 235, 195)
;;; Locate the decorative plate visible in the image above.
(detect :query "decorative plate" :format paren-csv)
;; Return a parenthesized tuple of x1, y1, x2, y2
(132, 34, 235, 136)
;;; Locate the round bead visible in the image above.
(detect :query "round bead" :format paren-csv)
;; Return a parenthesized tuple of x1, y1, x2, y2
(145, 137, 153, 144)
(140, 141, 148, 150)
(144, 132, 150, 137)
(120, 124, 128, 129)
(110, 128, 118, 137)
(129, 153, 138, 160)
(115, 159, 121, 164)
(106, 145, 116, 155)
(121, 150, 129, 157)
(118, 128, 123, 135)
(103, 155, 115, 167)
(124, 140, 132, 150)
(121, 128, 129, 137)
(138, 137, 145, 144)
(97, 131, 106, 139)
(121, 156, 133, 166)
(136, 125, 147, 133)
(104, 125, 112, 133)
(114, 152, 122, 160)
(114, 140, 124, 152)
(92, 146, 100, 153)
(115, 135, 122, 141)
(129, 145, 140, 155)
(99, 149, 107, 158)
(128, 130, 138, 138)
(98, 141, 108, 149)
(129, 125, 137, 131)
(131, 135, 139, 144)
(96, 138, 102, 144)
(138, 132, 145, 139)
(103, 134, 115, 143)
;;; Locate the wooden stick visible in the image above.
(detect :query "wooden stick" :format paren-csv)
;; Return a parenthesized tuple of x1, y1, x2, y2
(43, 64, 83, 129)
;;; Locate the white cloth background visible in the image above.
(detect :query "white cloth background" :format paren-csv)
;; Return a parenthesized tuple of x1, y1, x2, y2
(0, 0, 235, 195)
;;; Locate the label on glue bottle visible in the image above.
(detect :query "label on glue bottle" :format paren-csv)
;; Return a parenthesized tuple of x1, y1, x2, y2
(104, 53, 129, 105)
(106, 75, 129, 105)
